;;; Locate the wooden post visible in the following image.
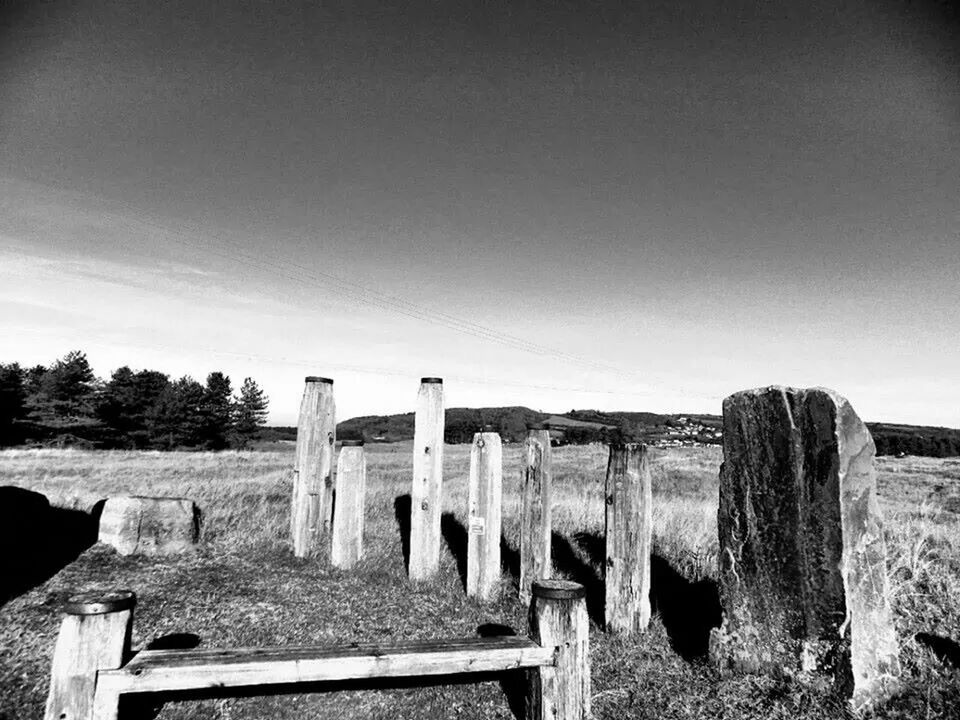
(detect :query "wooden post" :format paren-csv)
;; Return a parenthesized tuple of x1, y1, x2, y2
(331, 440, 366, 569)
(520, 423, 552, 606)
(44, 590, 135, 720)
(604, 442, 652, 634)
(467, 425, 502, 600)
(527, 579, 590, 720)
(409, 377, 444, 581)
(291, 376, 336, 558)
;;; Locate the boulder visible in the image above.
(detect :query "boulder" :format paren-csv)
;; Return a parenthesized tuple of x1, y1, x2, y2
(98, 496, 200, 556)
(710, 386, 899, 711)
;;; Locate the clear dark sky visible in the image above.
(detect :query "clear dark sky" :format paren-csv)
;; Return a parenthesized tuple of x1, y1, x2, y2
(2, 0, 958, 425)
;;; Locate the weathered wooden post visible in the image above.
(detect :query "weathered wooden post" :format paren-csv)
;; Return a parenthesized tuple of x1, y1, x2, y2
(409, 377, 444, 580)
(467, 424, 502, 600)
(331, 440, 366, 569)
(520, 423, 552, 606)
(291, 376, 336, 559)
(44, 590, 135, 720)
(527, 579, 590, 720)
(710, 386, 900, 711)
(604, 442, 652, 634)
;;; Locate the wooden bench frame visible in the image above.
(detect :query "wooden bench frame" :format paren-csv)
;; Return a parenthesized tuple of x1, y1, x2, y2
(44, 581, 589, 720)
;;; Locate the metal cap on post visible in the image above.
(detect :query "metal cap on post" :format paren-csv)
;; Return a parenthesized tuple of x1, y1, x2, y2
(63, 590, 137, 616)
(340, 439, 365, 447)
(420, 377, 443, 384)
(304, 376, 334, 384)
(532, 579, 585, 601)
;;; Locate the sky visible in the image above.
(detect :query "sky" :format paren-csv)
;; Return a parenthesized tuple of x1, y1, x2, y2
(1, 0, 959, 426)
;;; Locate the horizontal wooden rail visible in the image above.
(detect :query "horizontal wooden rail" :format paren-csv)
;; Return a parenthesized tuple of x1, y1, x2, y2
(47, 584, 589, 720)
(98, 636, 555, 694)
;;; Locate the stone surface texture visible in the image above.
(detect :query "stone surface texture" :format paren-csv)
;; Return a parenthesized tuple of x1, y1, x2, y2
(98, 496, 199, 556)
(710, 386, 899, 711)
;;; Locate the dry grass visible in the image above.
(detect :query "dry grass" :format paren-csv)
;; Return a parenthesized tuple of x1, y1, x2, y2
(1, 445, 958, 719)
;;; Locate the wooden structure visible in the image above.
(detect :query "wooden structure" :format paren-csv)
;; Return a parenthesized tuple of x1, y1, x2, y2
(409, 377, 444, 580)
(331, 440, 366, 569)
(46, 585, 589, 720)
(291, 376, 335, 558)
(466, 425, 503, 600)
(604, 442, 652, 634)
(520, 423, 552, 605)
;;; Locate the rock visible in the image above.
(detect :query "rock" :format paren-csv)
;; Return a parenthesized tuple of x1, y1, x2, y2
(98, 496, 200, 556)
(710, 386, 899, 711)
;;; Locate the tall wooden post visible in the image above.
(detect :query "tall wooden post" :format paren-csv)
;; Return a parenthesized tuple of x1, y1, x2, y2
(409, 377, 444, 580)
(44, 590, 135, 720)
(604, 442, 652, 634)
(467, 425, 502, 600)
(520, 423, 552, 606)
(331, 440, 366, 569)
(291, 376, 336, 559)
(527, 579, 590, 720)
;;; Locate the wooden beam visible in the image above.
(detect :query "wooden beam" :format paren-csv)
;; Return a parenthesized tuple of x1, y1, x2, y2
(604, 442, 652, 634)
(467, 425, 502, 600)
(45, 590, 135, 720)
(96, 636, 555, 694)
(527, 580, 590, 720)
(409, 377, 444, 581)
(291, 377, 335, 558)
(520, 424, 552, 606)
(331, 441, 366, 569)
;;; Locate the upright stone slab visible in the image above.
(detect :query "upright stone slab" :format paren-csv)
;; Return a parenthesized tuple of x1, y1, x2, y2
(98, 497, 199, 556)
(711, 386, 899, 711)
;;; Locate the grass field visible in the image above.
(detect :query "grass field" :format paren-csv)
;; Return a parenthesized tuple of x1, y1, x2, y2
(1, 444, 959, 719)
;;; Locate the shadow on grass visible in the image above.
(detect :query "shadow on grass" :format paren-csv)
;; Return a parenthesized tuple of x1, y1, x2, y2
(916, 632, 960, 668)
(393, 494, 412, 573)
(570, 530, 721, 661)
(478, 623, 525, 720)
(0, 486, 101, 608)
(440, 513, 520, 594)
(551, 532, 604, 626)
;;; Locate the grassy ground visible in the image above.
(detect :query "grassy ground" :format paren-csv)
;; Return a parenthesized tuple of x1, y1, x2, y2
(1, 445, 958, 719)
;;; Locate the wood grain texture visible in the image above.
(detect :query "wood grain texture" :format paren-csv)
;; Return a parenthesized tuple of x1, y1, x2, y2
(45, 604, 133, 720)
(409, 379, 444, 581)
(96, 636, 554, 694)
(527, 580, 590, 720)
(604, 443, 652, 634)
(331, 445, 366, 569)
(520, 428, 552, 606)
(291, 378, 335, 558)
(466, 430, 502, 600)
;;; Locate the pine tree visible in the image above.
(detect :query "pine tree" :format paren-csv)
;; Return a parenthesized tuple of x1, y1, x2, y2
(96, 367, 170, 448)
(0, 363, 26, 446)
(232, 377, 268, 448)
(147, 376, 205, 449)
(200, 372, 233, 450)
(25, 351, 100, 443)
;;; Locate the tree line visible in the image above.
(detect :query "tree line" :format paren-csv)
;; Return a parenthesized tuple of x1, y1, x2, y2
(0, 350, 268, 450)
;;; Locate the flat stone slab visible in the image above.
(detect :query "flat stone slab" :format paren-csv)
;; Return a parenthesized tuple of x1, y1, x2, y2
(710, 386, 899, 711)
(98, 496, 200, 556)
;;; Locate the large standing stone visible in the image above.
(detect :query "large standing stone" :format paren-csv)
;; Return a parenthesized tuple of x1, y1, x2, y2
(710, 386, 899, 711)
(98, 496, 200, 556)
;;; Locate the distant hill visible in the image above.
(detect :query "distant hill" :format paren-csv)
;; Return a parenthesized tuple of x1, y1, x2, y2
(266, 410, 960, 457)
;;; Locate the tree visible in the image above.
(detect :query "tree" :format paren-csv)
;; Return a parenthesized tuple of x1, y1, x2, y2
(96, 367, 170, 448)
(147, 376, 206, 449)
(232, 377, 269, 448)
(200, 372, 233, 449)
(0, 363, 26, 446)
(25, 351, 100, 443)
